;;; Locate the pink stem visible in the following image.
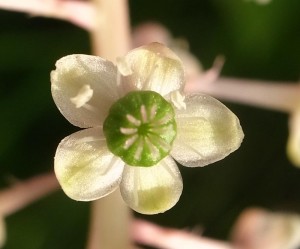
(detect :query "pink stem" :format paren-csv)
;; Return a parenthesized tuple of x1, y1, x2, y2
(185, 77, 300, 113)
(132, 220, 233, 249)
(0, 0, 94, 30)
(0, 172, 59, 216)
(87, 0, 133, 249)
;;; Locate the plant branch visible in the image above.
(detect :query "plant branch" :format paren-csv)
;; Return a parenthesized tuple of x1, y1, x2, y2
(132, 220, 233, 249)
(185, 77, 300, 113)
(0, 0, 94, 30)
(0, 172, 59, 216)
(87, 0, 132, 249)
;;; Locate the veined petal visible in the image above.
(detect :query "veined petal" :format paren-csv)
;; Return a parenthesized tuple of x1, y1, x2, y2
(51, 54, 119, 128)
(117, 42, 185, 96)
(171, 94, 244, 167)
(287, 109, 300, 167)
(120, 157, 183, 215)
(54, 127, 124, 201)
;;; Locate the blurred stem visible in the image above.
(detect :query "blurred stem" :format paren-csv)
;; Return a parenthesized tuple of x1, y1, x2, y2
(90, 0, 130, 60)
(87, 190, 134, 249)
(0, 172, 58, 216)
(87, 0, 132, 249)
(0, 0, 94, 30)
(185, 77, 300, 113)
(132, 220, 233, 249)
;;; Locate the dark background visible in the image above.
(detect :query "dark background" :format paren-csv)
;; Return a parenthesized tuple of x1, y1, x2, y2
(0, 0, 299, 248)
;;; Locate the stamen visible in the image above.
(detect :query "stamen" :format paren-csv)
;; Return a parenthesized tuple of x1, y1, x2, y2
(70, 84, 93, 108)
(140, 105, 148, 123)
(126, 114, 141, 126)
(120, 127, 138, 135)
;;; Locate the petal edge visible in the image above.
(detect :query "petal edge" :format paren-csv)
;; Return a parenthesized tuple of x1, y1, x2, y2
(171, 94, 244, 167)
(54, 127, 124, 201)
(120, 157, 183, 214)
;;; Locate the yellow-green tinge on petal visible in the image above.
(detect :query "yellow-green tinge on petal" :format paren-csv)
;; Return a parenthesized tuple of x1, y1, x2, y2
(54, 127, 124, 201)
(120, 156, 183, 215)
(171, 94, 244, 167)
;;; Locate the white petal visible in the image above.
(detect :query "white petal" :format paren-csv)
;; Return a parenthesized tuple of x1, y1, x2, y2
(120, 157, 183, 215)
(54, 127, 124, 201)
(117, 43, 185, 96)
(171, 94, 244, 167)
(287, 109, 300, 167)
(51, 54, 119, 128)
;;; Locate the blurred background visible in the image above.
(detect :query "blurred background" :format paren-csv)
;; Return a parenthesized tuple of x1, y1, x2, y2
(0, 0, 299, 248)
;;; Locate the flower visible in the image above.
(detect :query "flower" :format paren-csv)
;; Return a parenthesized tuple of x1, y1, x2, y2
(51, 42, 244, 214)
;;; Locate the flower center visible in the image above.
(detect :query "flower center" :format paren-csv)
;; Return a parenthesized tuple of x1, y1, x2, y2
(103, 91, 177, 167)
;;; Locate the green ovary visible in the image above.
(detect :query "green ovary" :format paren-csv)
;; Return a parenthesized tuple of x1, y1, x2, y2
(103, 91, 177, 167)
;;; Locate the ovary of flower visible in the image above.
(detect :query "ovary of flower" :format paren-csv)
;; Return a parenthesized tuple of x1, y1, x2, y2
(51, 42, 244, 214)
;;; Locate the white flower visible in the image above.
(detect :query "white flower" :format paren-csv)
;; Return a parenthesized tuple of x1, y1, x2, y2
(51, 43, 244, 214)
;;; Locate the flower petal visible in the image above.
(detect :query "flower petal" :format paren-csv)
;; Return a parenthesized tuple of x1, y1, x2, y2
(54, 127, 124, 201)
(287, 109, 300, 167)
(117, 42, 185, 96)
(51, 54, 119, 128)
(120, 157, 183, 215)
(171, 94, 244, 167)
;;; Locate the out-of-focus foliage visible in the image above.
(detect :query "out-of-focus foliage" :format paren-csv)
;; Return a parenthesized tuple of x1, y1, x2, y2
(0, 0, 299, 248)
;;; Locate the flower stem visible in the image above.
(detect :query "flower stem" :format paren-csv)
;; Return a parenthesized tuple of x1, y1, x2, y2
(87, 0, 133, 249)
(90, 0, 131, 61)
(132, 219, 233, 249)
(185, 77, 300, 113)
(86, 190, 134, 249)
(0, 0, 94, 30)
(0, 172, 58, 216)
